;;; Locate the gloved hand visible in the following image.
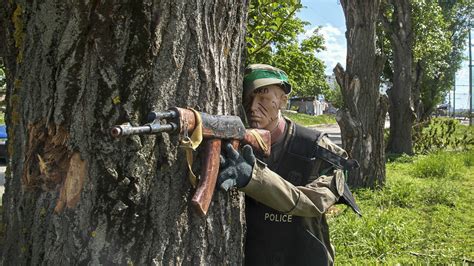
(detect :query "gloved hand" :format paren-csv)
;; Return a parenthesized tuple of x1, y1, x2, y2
(217, 143, 256, 191)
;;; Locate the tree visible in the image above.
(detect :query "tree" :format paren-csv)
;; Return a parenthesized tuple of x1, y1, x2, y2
(380, 0, 471, 154)
(321, 81, 343, 108)
(335, 1, 388, 188)
(246, 0, 329, 97)
(415, 0, 472, 121)
(412, 0, 452, 121)
(1, 1, 248, 264)
(381, 0, 416, 155)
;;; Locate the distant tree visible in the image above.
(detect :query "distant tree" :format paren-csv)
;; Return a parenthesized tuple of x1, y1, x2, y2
(246, 0, 329, 97)
(335, 1, 388, 188)
(381, 0, 415, 155)
(412, 0, 452, 121)
(417, 0, 473, 121)
(321, 81, 343, 108)
(380, 0, 471, 154)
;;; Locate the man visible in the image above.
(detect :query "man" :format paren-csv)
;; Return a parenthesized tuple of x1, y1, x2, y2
(217, 64, 360, 265)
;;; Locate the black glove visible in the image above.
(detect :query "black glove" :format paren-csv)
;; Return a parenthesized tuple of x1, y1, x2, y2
(217, 143, 256, 191)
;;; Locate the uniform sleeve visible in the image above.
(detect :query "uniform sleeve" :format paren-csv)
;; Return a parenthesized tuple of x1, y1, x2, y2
(240, 136, 347, 218)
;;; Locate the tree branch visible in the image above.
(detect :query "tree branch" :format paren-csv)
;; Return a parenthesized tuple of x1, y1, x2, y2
(249, 7, 299, 56)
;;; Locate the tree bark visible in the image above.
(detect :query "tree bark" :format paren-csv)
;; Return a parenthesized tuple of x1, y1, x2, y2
(1, 1, 248, 264)
(413, 61, 424, 121)
(335, 1, 388, 188)
(384, 0, 415, 155)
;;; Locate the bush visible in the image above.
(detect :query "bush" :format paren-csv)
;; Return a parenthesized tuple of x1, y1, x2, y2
(411, 152, 462, 180)
(413, 118, 474, 154)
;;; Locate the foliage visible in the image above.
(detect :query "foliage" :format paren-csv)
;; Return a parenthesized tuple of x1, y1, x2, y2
(412, 118, 474, 154)
(435, 0, 473, 98)
(330, 150, 474, 264)
(246, 0, 329, 97)
(412, 0, 454, 119)
(283, 111, 336, 126)
(321, 81, 343, 108)
(246, 0, 305, 62)
(379, 0, 471, 120)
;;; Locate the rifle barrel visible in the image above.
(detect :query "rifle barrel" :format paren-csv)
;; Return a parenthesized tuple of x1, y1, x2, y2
(111, 123, 177, 137)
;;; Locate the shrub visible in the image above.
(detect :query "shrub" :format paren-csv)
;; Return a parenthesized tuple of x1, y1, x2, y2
(413, 118, 474, 154)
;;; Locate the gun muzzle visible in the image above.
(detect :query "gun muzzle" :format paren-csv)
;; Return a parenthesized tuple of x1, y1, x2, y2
(110, 123, 178, 138)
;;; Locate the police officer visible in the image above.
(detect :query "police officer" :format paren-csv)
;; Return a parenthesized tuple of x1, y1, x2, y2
(217, 64, 360, 266)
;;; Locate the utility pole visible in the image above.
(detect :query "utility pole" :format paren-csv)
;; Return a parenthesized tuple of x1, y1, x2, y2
(453, 79, 456, 117)
(469, 27, 472, 126)
(448, 90, 451, 116)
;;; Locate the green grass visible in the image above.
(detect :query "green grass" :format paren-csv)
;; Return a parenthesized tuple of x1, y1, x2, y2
(0, 112, 4, 124)
(329, 150, 474, 265)
(283, 111, 336, 126)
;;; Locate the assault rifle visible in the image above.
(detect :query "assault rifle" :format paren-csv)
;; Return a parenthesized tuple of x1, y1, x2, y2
(111, 107, 271, 216)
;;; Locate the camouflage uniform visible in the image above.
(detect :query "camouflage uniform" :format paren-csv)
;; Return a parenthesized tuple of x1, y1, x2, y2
(241, 118, 347, 265)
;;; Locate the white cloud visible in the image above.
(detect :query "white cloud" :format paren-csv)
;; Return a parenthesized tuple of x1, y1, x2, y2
(305, 24, 347, 75)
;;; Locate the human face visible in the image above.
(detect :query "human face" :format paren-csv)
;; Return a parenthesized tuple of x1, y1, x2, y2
(243, 85, 287, 130)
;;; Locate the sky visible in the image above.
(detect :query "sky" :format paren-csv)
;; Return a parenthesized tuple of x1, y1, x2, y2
(297, 0, 472, 110)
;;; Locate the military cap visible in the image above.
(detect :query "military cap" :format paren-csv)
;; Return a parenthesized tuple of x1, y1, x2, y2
(243, 64, 292, 95)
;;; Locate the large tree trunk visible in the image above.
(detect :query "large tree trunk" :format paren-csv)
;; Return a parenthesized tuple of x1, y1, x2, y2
(335, 1, 388, 188)
(0, 1, 248, 264)
(384, 0, 415, 155)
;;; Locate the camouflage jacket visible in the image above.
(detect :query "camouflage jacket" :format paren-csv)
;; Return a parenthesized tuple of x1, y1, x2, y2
(241, 118, 347, 265)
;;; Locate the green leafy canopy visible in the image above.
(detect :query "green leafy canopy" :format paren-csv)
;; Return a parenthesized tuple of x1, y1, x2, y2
(246, 0, 329, 97)
(380, 0, 472, 120)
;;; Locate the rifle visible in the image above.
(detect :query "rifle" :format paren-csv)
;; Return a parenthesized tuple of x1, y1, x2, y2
(110, 107, 271, 216)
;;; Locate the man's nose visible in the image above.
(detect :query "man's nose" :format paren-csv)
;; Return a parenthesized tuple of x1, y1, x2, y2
(249, 98, 259, 112)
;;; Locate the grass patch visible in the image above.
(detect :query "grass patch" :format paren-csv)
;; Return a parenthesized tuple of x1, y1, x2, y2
(329, 150, 474, 265)
(283, 111, 336, 126)
(411, 152, 463, 180)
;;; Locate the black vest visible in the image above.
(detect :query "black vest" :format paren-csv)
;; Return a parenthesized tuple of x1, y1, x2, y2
(245, 123, 329, 266)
